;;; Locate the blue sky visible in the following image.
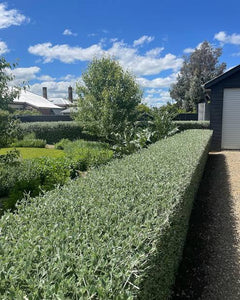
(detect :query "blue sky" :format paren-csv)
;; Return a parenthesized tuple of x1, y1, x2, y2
(1, 0, 240, 106)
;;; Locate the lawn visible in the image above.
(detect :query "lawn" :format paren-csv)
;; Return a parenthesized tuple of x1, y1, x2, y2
(0, 147, 65, 159)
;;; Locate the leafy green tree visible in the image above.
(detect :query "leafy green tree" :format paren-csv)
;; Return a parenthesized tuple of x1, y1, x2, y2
(0, 56, 19, 110)
(170, 41, 226, 111)
(0, 110, 20, 148)
(0, 56, 21, 148)
(75, 57, 143, 141)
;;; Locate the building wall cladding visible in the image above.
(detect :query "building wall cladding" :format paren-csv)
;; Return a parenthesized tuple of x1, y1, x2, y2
(210, 71, 240, 150)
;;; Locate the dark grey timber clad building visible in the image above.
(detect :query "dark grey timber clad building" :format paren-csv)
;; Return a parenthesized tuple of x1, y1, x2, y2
(204, 65, 240, 151)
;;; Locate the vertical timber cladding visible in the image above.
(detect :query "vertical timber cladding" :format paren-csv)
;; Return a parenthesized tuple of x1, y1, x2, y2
(204, 65, 240, 150)
(222, 89, 240, 149)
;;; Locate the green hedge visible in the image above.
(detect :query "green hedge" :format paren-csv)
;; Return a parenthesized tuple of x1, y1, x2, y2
(174, 120, 210, 131)
(0, 130, 212, 299)
(19, 122, 97, 144)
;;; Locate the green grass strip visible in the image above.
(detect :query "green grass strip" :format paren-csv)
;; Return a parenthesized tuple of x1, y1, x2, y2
(0, 147, 65, 159)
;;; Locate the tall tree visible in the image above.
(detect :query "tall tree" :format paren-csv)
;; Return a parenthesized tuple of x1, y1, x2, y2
(75, 57, 143, 141)
(170, 41, 226, 111)
(0, 56, 19, 110)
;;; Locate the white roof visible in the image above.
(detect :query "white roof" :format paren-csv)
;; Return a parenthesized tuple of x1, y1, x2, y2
(48, 98, 71, 106)
(60, 107, 78, 114)
(14, 90, 62, 109)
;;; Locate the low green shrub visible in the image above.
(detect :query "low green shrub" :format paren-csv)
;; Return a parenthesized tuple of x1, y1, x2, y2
(1, 157, 72, 210)
(55, 139, 113, 171)
(0, 110, 21, 147)
(11, 139, 46, 148)
(174, 120, 210, 131)
(0, 141, 113, 209)
(0, 130, 212, 299)
(19, 121, 97, 144)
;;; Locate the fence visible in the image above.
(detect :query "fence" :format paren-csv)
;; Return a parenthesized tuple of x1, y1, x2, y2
(173, 113, 198, 121)
(15, 115, 73, 123)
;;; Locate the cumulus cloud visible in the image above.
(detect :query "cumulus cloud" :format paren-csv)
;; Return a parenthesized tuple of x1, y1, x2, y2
(0, 3, 29, 29)
(214, 31, 240, 45)
(63, 29, 77, 36)
(133, 35, 155, 47)
(28, 42, 104, 63)
(30, 79, 80, 98)
(7, 66, 40, 85)
(183, 42, 204, 54)
(37, 75, 56, 81)
(183, 47, 195, 54)
(146, 47, 164, 57)
(28, 40, 183, 76)
(137, 73, 178, 88)
(143, 89, 172, 107)
(0, 41, 9, 55)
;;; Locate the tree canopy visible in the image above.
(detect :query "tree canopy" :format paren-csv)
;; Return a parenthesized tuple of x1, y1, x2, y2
(75, 57, 143, 141)
(170, 41, 226, 111)
(0, 56, 19, 110)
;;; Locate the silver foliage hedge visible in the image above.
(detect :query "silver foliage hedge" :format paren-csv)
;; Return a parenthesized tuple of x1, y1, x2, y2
(0, 130, 212, 299)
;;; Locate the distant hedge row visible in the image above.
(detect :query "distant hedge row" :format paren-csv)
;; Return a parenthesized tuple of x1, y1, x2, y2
(174, 120, 210, 131)
(19, 122, 96, 144)
(19, 121, 210, 144)
(0, 130, 212, 299)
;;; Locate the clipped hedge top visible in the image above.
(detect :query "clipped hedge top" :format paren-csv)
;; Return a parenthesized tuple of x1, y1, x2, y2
(0, 130, 212, 299)
(174, 120, 210, 130)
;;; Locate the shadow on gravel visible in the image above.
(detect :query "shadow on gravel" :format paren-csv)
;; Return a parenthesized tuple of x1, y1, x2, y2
(171, 153, 240, 299)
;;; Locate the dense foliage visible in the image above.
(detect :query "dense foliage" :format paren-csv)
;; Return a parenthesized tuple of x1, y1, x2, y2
(55, 139, 113, 171)
(0, 140, 113, 211)
(0, 110, 20, 147)
(75, 57, 142, 141)
(19, 121, 95, 144)
(174, 120, 210, 131)
(11, 133, 47, 148)
(170, 41, 226, 111)
(0, 56, 20, 110)
(0, 130, 212, 299)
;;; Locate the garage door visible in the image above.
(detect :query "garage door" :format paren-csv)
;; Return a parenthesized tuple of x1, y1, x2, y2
(222, 88, 240, 149)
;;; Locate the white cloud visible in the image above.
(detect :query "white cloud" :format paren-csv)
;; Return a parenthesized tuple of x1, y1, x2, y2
(30, 79, 80, 98)
(37, 75, 56, 81)
(7, 66, 40, 85)
(28, 40, 183, 76)
(63, 29, 77, 36)
(28, 42, 104, 63)
(146, 47, 164, 57)
(137, 73, 178, 88)
(214, 31, 240, 45)
(183, 47, 195, 54)
(60, 74, 78, 81)
(143, 89, 172, 107)
(183, 42, 204, 54)
(133, 35, 155, 47)
(0, 3, 29, 29)
(0, 41, 9, 54)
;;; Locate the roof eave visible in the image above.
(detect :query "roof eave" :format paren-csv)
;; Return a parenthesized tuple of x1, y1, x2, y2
(204, 64, 240, 89)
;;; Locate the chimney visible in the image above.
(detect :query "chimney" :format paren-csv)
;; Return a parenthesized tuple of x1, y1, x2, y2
(68, 86, 73, 102)
(42, 87, 48, 99)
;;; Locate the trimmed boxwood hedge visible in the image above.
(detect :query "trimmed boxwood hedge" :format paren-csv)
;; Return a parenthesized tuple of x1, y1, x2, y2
(0, 130, 212, 299)
(174, 120, 210, 131)
(19, 121, 97, 144)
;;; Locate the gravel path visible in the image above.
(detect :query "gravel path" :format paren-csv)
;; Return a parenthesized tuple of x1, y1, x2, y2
(172, 151, 240, 299)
